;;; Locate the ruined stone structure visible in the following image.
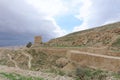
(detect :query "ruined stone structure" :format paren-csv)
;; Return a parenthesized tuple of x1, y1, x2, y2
(68, 50, 120, 72)
(34, 36, 42, 44)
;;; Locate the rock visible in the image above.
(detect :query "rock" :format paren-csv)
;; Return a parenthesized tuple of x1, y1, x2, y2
(56, 58, 69, 68)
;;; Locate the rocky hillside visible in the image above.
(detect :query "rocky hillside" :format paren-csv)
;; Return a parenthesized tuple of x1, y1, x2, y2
(0, 48, 75, 80)
(1, 48, 120, 80)
(46, 22, 120, 49)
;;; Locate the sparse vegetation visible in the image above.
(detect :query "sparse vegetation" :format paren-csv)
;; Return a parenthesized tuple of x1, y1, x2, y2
(112, 72, 120, 79)
(0, 59, 8, 65)
(75, 67, 108, 80)
(26, 49, 61, 71)
(112, 37, 120, 47)
(27, 49, 48, 69)
(0, 72, 44, 80)
(46, 22, 120, 49)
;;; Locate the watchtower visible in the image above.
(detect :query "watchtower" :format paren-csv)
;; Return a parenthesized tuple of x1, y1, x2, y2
(34, 36, 42, 44)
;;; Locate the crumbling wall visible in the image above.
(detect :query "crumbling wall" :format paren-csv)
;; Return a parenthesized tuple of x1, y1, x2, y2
(68, 50, 120, 72)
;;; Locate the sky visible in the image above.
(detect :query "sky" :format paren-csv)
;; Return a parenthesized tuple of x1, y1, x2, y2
(0, 0, 120, 46)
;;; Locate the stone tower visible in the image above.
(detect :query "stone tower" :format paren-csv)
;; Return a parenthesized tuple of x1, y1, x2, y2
(34, 36, 42, 44)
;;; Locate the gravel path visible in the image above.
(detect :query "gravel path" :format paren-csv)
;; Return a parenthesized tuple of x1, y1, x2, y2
(70, 50, 120, 59)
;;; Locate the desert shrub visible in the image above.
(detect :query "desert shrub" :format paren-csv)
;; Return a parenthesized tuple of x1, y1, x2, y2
(75, 68, 108, 80)
(27, 50, 48, 69)
(27, 49, 36, 55)
(76, 68, 85, 80)
(112, 72, 120, 79)
(0, 59, 8, 65)
(56, 58, 69, 68)
(26, 42, 32, 48)
(112, 38, 120, 47)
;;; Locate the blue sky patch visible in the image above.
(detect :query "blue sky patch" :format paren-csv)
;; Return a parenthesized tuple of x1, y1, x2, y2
(55, 15, 83, 32)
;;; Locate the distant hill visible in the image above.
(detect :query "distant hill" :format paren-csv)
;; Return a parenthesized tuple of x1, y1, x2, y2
(46, 22, 120, 50)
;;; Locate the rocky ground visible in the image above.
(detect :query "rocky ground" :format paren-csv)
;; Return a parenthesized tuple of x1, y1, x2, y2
(0, 65, 73, 80)
(0, 47, 120, 80)
(46, 22, 120, 50)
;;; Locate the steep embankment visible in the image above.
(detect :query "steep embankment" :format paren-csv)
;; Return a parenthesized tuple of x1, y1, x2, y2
(0, 48, 62, 70)
(46, 22, 120, 50)
(0, 48, 74, 80)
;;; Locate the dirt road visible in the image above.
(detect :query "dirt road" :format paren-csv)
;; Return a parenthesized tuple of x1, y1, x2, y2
(70, 50, 120, 60)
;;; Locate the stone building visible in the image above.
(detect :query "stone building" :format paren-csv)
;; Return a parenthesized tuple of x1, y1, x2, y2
(34, 36, 42, 44)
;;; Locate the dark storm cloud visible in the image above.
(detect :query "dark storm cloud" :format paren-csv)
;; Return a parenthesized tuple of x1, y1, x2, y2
(0, 0, 62, 46)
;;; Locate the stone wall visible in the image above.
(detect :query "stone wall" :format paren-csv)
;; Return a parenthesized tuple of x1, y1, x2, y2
(68, 50, 120, 72)
(34, 36, 42, 44)
(31, 47, 120, 72)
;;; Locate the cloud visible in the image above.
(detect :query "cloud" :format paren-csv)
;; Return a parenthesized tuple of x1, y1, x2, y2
(0, 0, 84, 45)
(73, 0, 120, 31)
(25, 0, 83, 17)
(0, 0, 66, 46)
(26, 0, 68, 17)
(1, 0, 120, 46)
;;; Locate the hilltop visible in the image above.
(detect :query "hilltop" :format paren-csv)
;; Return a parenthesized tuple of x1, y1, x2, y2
(46, 22, 120, 50)
(0, 22, 120, 80)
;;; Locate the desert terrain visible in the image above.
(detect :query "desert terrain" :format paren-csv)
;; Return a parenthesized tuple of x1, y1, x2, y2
(0, 22, 120, 80)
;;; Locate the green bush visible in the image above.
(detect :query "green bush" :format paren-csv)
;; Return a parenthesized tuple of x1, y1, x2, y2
(76, 68, 85, 80)
(26, 42, 32, 48)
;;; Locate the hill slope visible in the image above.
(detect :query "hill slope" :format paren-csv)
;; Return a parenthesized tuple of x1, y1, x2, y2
(46, 22, 120, 49)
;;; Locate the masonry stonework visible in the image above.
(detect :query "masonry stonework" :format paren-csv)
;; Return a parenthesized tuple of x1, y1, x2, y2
(34, 36, 42, 44)
(69, 51, 120, 72)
